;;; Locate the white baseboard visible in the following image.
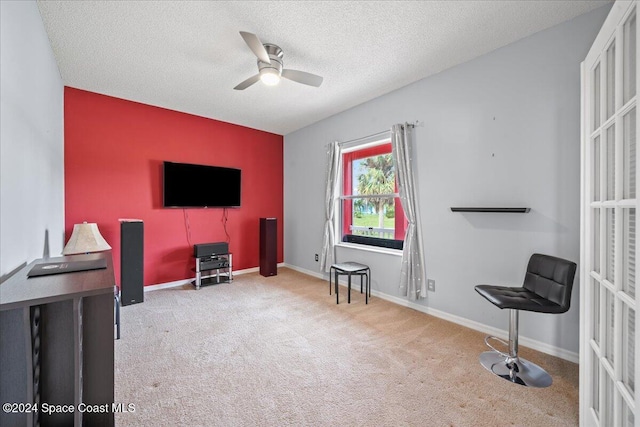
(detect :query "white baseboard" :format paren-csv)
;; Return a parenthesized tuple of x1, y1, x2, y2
(374, 292, 578, 363)
(234, 266, 259, 275)
(143, 278, 192, 292)
(283, 263, 325, 279)
(282, 263, 578, 364)
(230, 262, 287, 277)
(142, 263, 288, 292)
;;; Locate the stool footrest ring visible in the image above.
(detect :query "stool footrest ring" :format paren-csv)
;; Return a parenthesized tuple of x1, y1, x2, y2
(484, 335, 511, 359)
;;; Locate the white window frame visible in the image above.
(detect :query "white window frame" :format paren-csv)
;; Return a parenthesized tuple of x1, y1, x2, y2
(335, 135, 404, 253)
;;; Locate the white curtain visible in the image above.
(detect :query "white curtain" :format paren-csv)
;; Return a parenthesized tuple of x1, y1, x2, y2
(320, 141, 341, 272)
(391, 124, 426, 300)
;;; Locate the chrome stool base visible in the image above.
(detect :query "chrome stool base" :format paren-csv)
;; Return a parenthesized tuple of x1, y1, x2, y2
(478, 310, 552, 388)
(479, 351, 552, 388)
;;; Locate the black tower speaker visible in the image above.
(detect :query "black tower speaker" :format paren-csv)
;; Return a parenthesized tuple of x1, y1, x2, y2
(260, 218, 277, 277)
(120, 219, 144, 306)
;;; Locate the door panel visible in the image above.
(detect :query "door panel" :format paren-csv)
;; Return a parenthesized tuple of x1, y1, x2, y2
(581, 2, 638, 426)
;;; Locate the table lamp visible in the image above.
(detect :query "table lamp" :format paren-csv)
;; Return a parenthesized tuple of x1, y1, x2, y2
(62, 222, 111, 255)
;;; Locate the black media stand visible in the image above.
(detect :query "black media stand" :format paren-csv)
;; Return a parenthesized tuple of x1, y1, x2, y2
(192, 253, 232, 289)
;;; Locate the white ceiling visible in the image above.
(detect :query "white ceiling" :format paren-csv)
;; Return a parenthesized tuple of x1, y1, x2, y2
(37, 1, 609, 135)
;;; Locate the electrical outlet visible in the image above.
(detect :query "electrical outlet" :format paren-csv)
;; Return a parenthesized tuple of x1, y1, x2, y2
(315, 254, 319, 262)
(427, 279, 435, 292)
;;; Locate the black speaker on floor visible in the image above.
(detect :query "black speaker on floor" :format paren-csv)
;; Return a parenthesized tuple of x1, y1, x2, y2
(260, 218, 277, 277)
(120, 219, 144, 306)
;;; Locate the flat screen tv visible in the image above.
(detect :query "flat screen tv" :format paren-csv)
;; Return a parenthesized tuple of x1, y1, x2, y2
(163, 161, 241, 208)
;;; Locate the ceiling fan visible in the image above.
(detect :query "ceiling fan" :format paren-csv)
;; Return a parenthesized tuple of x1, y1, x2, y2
(234, 31, 323, 90)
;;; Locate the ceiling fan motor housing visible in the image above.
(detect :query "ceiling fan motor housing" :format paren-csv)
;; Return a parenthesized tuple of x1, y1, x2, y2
(258, 44, 284, 75)
(234, 32, 322, 89)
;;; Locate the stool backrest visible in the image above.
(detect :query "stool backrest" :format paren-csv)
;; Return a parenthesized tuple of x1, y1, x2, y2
(523, 253, 577, 313)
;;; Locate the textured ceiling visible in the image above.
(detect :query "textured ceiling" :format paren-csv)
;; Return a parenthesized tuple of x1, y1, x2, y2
(37, 1, 609, 135)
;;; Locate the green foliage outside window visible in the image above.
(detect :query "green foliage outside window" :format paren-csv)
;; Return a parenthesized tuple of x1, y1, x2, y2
(355, 154, 395, 229)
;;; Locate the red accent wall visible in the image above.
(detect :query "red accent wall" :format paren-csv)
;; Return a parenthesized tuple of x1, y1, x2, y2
(64, 87, 283, 286)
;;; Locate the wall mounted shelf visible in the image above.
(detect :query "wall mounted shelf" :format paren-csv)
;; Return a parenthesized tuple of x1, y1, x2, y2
(450, 207, 530, 213)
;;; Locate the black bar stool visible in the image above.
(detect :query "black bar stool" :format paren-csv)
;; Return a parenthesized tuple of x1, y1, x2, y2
(475, 253, 576, 387)
(329, 262, 371, 304)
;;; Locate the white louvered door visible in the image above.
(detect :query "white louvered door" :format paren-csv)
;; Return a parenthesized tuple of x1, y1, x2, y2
(581, 2, 638, 426)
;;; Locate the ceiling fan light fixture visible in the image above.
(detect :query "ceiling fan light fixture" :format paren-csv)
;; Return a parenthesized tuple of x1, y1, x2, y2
(260, 68, 280, 86)
(235, 32, 322, 90)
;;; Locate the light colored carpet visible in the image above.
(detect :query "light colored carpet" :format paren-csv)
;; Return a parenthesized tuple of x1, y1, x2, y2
(115, 268, 578, 426)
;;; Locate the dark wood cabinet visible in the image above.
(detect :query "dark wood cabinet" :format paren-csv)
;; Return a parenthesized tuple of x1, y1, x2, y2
(0, 253, 115, 427)
(259, 218, 277, 277)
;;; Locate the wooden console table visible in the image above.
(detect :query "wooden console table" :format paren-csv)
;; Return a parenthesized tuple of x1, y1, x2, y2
(0, 253, 115, 427)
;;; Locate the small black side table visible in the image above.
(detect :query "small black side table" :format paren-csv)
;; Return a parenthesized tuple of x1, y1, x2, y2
(329, 262, 371, 304)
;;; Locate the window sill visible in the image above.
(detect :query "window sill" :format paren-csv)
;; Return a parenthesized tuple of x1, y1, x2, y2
(336, 242, 403, 257)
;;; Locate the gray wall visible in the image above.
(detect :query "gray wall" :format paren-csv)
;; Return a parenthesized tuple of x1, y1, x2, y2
(0, 0, 64, 278)
(284, 6, 610, 356)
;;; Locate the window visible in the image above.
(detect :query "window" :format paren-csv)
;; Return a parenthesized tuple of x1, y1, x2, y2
(339, 140, 406, 250)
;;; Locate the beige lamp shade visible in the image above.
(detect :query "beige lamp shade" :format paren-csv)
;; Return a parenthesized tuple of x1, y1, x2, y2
(62, 222, 112, 255)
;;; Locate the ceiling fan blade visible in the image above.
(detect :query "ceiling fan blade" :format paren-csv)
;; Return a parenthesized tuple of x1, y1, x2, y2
(234, 74, 261, 90)
(281, 69, 323, 87)
(239, 31, 271, 64)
